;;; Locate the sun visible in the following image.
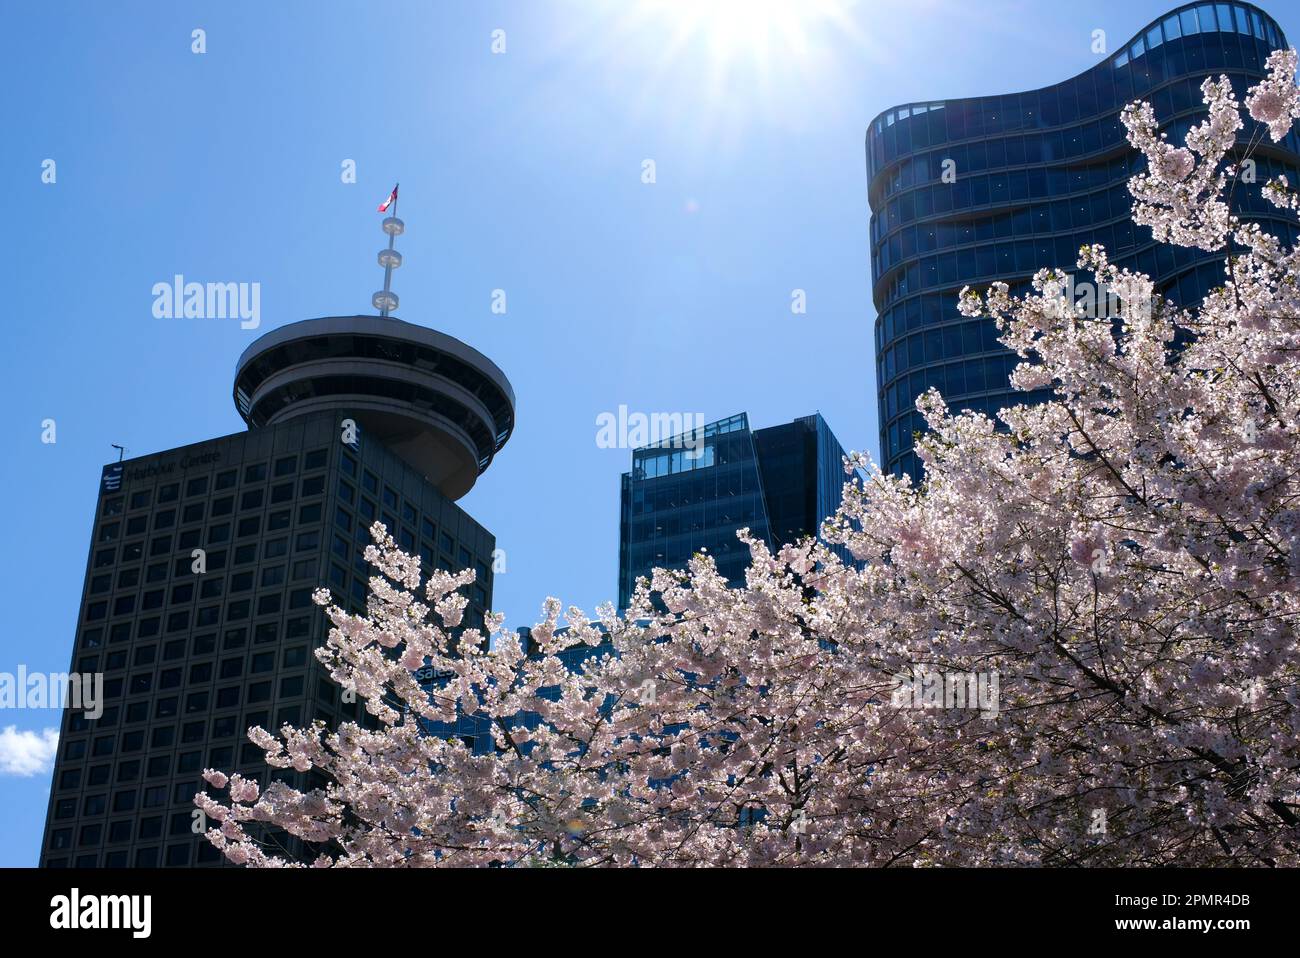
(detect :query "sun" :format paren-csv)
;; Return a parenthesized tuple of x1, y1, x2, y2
(636, 0, 858, 78)
(543, 0, 873, 146)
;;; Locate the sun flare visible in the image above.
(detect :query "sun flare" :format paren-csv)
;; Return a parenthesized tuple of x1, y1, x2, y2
(638, 0, 857, 77)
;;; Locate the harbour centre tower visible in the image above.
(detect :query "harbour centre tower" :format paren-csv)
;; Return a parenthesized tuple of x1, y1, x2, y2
(39, 213, 515, 867)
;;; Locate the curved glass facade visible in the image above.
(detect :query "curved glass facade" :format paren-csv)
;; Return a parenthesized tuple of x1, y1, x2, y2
(868, 2, 1300, 479)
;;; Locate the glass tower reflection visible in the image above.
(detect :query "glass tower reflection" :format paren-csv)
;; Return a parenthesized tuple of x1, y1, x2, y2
(868, 2, 1300, 480)
(617, 413, 851, 610)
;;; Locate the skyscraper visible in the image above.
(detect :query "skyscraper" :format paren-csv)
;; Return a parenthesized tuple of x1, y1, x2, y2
(40, 219, 516, 867)
(617, 412, 851, 610)
(868, 2, 1300, 479)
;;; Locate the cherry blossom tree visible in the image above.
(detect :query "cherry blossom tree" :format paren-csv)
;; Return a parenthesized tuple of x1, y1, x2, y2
(199, 52, 1300, 867)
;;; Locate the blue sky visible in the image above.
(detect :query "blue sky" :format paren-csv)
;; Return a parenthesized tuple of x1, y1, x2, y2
(2, 0, 1296, 867)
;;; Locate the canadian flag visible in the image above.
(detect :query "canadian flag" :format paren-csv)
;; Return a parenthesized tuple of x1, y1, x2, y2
(377, 184, 398, 213)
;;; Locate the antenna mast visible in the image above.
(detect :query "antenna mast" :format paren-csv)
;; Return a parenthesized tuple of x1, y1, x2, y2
(373, 183, 403, 318)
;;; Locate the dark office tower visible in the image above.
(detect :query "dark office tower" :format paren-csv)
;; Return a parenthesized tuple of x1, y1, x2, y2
(40, 315, 515, 868)
(868, 2, 1300, 480)
(617, 413, 850, 610)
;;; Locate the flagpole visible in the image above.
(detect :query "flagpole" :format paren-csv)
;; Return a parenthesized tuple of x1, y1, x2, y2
(380, 202, 395, 318)
(374, 183, 402, 318)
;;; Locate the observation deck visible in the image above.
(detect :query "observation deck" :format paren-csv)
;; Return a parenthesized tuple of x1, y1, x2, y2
(233, 315, 515, 500)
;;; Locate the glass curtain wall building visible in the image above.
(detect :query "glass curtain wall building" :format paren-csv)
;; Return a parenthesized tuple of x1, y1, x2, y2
(868, 2, 1300, 479)
(617, 413, 851, 609)
(40, 315, 515, 867)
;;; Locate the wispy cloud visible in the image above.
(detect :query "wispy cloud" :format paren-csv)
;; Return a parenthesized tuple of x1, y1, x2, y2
(0, 726, 59, 777)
